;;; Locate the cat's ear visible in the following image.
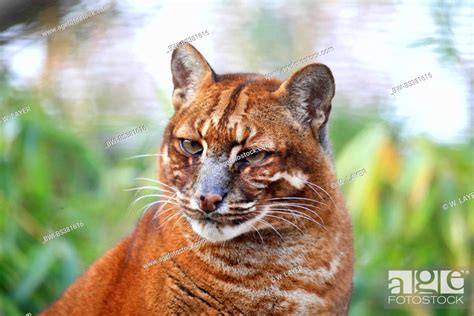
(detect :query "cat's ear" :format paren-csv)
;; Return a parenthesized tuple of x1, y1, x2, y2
(170, 43, 216, 111)
(274, 63, 335, 152)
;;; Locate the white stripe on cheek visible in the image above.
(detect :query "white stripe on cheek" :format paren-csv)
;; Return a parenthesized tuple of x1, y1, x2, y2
(249, 181, 267, 189)
(269, 170, 308, 190)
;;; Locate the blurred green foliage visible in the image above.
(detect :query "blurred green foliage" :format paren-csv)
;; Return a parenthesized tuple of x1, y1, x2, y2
(1, 72, 472, 315)
(0, 74, 158, 315)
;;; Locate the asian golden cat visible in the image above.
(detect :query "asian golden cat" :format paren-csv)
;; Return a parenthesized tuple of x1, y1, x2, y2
(42, 43, 353, 315)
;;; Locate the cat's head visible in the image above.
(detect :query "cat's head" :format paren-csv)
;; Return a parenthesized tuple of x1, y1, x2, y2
(159, 43, 336, 242)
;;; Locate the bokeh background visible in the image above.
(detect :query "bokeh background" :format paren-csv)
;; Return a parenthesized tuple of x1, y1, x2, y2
(0, 0, 472, 315)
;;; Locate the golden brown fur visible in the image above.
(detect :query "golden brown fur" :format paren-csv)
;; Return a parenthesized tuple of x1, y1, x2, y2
(42, 44, 353, 315)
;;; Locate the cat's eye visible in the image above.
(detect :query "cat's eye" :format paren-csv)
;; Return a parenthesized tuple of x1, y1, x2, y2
(180, 139, 203, 155)
(244, 151, 267, 164)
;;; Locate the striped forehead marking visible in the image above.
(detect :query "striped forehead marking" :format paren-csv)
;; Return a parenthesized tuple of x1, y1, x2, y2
(210, 82, 252, 129)
(218, 83, 247, 126)
(210, 89, 234, 127)
(200, 119, 211, 137)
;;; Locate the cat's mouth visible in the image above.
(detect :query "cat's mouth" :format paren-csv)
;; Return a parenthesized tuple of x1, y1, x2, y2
(183, 209, 254, 226)
(182, 207, 267, 242)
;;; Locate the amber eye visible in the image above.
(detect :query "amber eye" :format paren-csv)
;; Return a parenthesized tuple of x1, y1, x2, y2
(244, 150, 267, 164)
(180, 139, 203, 155)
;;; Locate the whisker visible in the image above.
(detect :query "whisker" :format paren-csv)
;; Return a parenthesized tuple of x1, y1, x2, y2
(128, 193, 168, 216)
(127, 184, 163, 206)
(157, 211, 182, 231)
(256, 218, 285, 241)
(256, 196, 325, 206)
(250, 223, 264, 244)
(126, 186, 174, 209)
(264, 214, 305, 234)
(153, 206, 176, 223)
(265, 208, 326, 230)
(140, 199, 180, 216)
(153, 194, 179, 220)
(305, 181, 339, 212)
(123, 154, 165, 160)
(129, 193, 178, 207)
(255, 202, 321, 212)
(303, 182, 324, 200)
(135, 177, 179, 192)
(256, 203, 324, 225)
(124, 186, 176, 195)
(267, 203, 311, 220)
(128, 194, 178, 213)
(171, 214, 186, 230)
(153, 205, 177, 221)
(139, 200, 161, 216)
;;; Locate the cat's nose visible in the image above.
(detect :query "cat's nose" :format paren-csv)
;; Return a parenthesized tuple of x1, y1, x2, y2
(194, 192, 223, 213)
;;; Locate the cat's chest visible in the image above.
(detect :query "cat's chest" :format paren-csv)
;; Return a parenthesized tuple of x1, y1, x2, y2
(162, 272, 319, 315)
(153, 233, 329, 313)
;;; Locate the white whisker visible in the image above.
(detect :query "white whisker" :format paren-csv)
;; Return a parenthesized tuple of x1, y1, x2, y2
(135, 177, 179, 192)
(153, 194, 179, 220)
(305, 181, 339, 212)
(140, 199, 180, 216)
(256, 218, 285, 241)
(258, 196, 325, 206)
(171, 214, 186, 230)
(256, 203, 325, 225)
(123, 154, 165, 160)
(264, 214, 305, 234)
(124, 186, 176, 195)
(128, 194, 178, 213)
(265, 208, 326, 230)
(157, 211, 182, 231)
(250, 223, 265, 243)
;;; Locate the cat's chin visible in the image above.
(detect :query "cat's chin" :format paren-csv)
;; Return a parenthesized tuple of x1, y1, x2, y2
(187, 215, 263, 242)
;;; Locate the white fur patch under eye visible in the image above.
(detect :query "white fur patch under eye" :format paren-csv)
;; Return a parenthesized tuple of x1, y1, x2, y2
(228, 145, 243, 165)
(250, 181, 267, 189)
(201, 140, 208, 161)
(269, 170, 309, 190)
